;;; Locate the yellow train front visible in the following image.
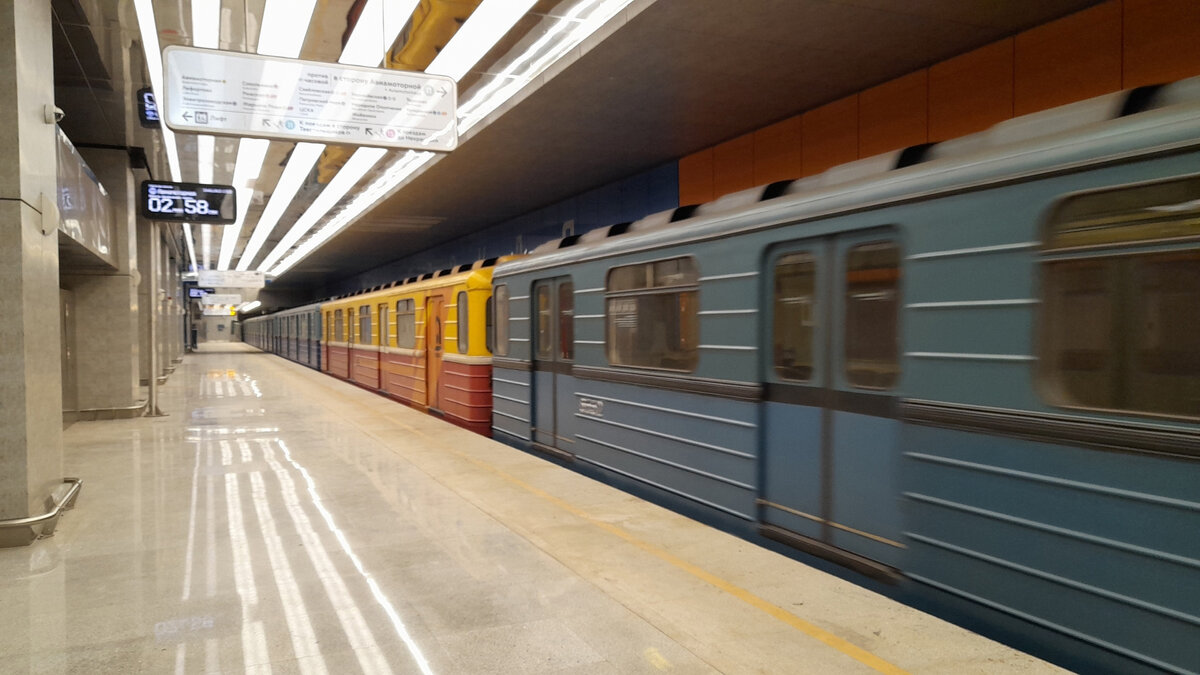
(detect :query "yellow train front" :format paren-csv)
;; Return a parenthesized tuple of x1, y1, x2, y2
(321, 259, 502, 435)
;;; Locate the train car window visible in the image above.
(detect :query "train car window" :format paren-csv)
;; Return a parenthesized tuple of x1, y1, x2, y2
(492, 284, 509, 356)
(773, 253, 816, 381)
(605, 257, 699, 371)
(334, 310, 344, 342)
(359, 305, 372, 345)
(845, 242, 900, 389)
(396, 299, 416, 349)
(1041, 176, 1200, 419)
(536, 285, 553, 360)
(559, 282, 574, 361)
(457, 291, 469, 353)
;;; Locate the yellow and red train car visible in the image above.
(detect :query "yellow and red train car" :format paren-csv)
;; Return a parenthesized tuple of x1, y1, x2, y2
(320, 258, 505, 435)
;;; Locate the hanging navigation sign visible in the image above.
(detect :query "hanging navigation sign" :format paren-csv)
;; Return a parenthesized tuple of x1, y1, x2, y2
(161, 46, 458, 151)
(139, 180, 237, 224)
(196, 270, 266, 289)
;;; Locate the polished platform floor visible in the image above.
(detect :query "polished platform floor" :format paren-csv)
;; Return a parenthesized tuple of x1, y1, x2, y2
(0, 343, 1064, 674)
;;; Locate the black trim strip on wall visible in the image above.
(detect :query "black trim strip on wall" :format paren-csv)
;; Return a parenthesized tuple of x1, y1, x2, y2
(764, 383, 898, 419)
(573, 365, 762, 401)
(902, 399, 1200, 460)
(492, 357, 531, 372)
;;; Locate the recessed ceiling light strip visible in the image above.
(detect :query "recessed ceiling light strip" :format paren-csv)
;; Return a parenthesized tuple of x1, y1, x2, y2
(235, 142, 324, 271)
(257, 147, 388, 272)
(193, 0, 219, 270)
(425, 0, 538, 81)
(230, 0, 414, 272)
(132, 0, 195, 271)
(217, 0, 319, 270)
(268, 0, 638, 278)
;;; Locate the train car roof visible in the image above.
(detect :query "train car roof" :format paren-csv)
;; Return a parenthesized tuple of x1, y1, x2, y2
(495, 77, 1200, 278)
(320, 255, 517, 309)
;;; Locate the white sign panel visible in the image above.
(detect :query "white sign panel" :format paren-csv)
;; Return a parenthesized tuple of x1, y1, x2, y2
(197, 270, 266, 289)
(200, 294, 242, 316)
(162, 46, 457, 151)
(200, 293, 242, 306)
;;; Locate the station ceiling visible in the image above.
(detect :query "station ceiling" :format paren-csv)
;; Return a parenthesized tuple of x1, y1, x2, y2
(53, 0, 1103, 295)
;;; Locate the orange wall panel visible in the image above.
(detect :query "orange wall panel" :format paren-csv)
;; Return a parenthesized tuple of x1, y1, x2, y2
(1124, 0, 1200, 87)
(753, 116, 803, 185)
(859, 70, 928, 157)
(712, 134, 756, 198)
(801, 96, 858, 176)
(678, 149, 714, 205)
(1015, 1, 1122, 116)
(929, 39, 1014, 142)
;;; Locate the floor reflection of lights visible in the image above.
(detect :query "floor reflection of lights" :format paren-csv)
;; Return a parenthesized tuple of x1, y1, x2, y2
(176, 394, 432, 675)
(278, 437, 435, 674)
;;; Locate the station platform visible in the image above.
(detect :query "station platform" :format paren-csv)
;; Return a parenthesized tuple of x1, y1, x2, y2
(0, 344, 1064, 674)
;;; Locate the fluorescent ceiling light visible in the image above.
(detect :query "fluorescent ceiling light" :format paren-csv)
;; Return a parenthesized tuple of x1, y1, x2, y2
(269, 0, 638, 278)
(217, 138, 271, 270)
(426, 0, 537, 81)
(339, 0, 417, 67)
(235, 1, 414, 272)
(219, 0, 315, 270)
(191, 0, 219, 47)
(193, 0, 218, 275)
(236, 142, 324, 271)
(237, 300, 262, 313)
(133, 0, 194, 270)
(257, 0, 319, 57)
(270, 151, 431, 275)
(257, 148, 387, 271)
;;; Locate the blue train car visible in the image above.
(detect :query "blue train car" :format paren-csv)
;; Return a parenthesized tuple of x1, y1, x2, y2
(243, 302, 322, 370)
(490, 79, 1200, 674)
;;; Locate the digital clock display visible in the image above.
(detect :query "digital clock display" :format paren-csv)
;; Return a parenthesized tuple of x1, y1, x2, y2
(137, 87, 160, 128)
(139, 180, 236, 224)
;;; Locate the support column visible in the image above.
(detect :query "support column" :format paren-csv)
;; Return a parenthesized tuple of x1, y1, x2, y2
(0, 0, 66, 543)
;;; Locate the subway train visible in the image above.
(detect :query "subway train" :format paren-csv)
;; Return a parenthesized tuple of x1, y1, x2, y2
(242, 78, 1200, 674)
(244, 259, 506, 435)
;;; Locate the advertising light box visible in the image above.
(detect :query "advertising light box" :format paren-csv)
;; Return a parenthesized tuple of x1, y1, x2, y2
(161, 46, 458, 151)
(139, 180, 237, 224)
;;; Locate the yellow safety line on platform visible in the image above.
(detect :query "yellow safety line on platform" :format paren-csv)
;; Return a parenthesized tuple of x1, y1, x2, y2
(440, 444, 911, 675)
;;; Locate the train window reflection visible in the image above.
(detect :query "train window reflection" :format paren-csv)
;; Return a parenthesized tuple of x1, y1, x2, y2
(1042, 175, 1200, 419)
(774, 253, 816, 381)
(1042, 251, 1200, 418)
(334, 310, 344, 342)
(491, 285, 509, 356)
(845, 242, 900, 389)
(457, 291, 469, 354)
(559, 282, 574, 361)
(535, 284, 552, 360)
(396, 299, 415, 349)
(605, 258, 699, 371)
(359, 305, 372, 345)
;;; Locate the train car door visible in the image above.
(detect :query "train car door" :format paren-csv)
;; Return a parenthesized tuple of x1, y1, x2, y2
(759, 230, 904, 575)
(374, 301, 387, 389)
(531, 277, 575, 459)
(426, 295, 444, 411)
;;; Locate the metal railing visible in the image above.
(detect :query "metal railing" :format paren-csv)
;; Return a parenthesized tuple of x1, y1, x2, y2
(0, 478, 82, 544)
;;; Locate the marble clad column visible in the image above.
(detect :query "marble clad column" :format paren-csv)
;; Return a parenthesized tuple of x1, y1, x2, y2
(61, 148, 142, 416)
(0, 0, 64, 537)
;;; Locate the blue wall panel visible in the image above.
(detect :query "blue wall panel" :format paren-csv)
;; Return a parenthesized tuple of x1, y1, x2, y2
(335, 162, 679, 294)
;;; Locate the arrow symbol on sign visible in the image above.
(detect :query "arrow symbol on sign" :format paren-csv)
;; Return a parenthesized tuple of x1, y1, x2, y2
(182, 111, 193, 121)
